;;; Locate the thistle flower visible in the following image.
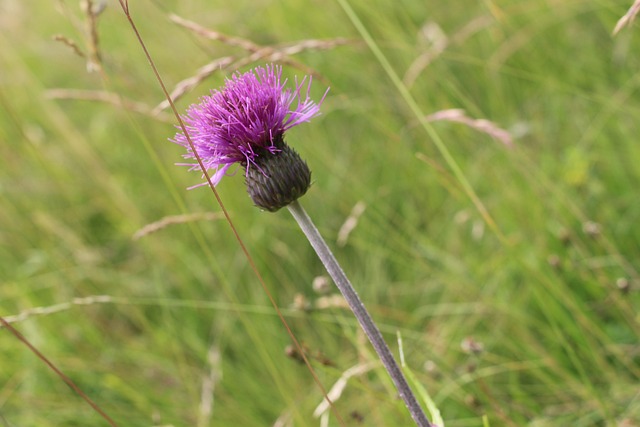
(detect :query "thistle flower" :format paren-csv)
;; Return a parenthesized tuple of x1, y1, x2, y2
(172, 64, 326, 211)
(170, 64, 434, 427)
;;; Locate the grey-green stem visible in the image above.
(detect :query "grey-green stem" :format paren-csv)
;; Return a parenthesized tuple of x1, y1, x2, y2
(287, 200, 433, 427)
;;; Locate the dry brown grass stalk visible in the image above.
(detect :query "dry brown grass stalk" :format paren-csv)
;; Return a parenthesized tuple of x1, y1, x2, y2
(45, 88, 174, 122)
(1, 296, 113, 325)
(312, 362, 377, 418)
(80, 0, 103, 72)
(52, 0, 105, 72)
(154, 14, 348, 112)
(0, 316, 118, 426)
(197, 345, 222, 427)
(613, 0, 640, 35)
(170, 14, 262, 52)
(404, 16, 493, 87)
(152, 56, 235, 114)
(336, 201, 366, 247)
(132, 212, 226, 240)
(427, 108, 513, 147)
(52, 34, 86, 58)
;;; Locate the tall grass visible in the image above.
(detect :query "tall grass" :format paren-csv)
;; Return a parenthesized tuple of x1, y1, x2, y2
(1, 0, 639, 426)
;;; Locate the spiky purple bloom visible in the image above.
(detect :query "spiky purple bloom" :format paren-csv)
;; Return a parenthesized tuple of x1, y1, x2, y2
(172, 64, 326, 205)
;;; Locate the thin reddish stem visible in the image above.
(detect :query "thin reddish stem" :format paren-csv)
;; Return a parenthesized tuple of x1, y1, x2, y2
(115, 1, 343, 424)
(0, 317, 119, 427)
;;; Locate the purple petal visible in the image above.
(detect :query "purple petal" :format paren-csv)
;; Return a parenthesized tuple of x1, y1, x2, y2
(171, 64, 327, 188)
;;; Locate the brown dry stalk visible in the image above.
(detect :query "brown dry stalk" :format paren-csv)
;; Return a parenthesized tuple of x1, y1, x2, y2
(154, 46, 336, 112)
(404, 16, 493, 87)
(80, 0, 102, 71)
(2, 296, 113, 325)
(312, 362, 378, 419)
(45, 88, 173, 122)
(336, 201, 366, 247)
(613, 0, 640, 35)
(0, 316, 118, 426)
(116, 1, 345, 424)
(132, 212, 226, 240)
(152, 56, 235, 114)
(53, 1, 105, 71)
(197, 345, 222, 427)
(155, 14, 347, 112)
(52, 34, 86, 58)
(171, 14, 349, 55)
(169, 14, 262, 52)
(427, 108, 513, 147)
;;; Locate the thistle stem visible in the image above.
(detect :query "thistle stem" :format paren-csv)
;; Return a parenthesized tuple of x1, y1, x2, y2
(287, 200, 433, 427)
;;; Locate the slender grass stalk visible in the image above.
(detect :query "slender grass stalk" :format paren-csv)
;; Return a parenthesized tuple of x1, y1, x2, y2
(287, 199, 433, 427)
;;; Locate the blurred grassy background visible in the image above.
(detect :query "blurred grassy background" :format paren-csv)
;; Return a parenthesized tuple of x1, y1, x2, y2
(1, 0, 639, 425)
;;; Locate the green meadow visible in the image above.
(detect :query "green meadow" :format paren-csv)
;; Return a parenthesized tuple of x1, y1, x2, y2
(1, 0, 639, 425)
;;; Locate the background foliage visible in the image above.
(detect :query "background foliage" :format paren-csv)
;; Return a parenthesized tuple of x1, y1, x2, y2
(1, 0, 639, 426)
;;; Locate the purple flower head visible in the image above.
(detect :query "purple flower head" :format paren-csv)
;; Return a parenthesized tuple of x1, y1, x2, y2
(172, 64, 326, 188)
